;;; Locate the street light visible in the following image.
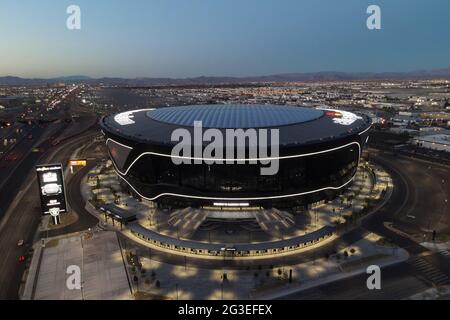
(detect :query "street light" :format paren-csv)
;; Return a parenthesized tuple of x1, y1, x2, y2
(220, 275, 224, 300)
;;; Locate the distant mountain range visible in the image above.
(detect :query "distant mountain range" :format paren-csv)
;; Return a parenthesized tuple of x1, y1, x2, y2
(2, 67, 450, 86)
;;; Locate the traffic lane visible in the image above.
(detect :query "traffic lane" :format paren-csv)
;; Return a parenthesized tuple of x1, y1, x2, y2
(388, 155, 449, 232)
(0, 123, 30, 155)
(426, 164, 450, 233)
(367, 154, 427, 255)
(0, 125, 44, 171)
(0, 181, 41, 299)
(0, 143, 44, 219)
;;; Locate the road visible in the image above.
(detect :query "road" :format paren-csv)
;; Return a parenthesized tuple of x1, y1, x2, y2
(0, 125, 46, 216)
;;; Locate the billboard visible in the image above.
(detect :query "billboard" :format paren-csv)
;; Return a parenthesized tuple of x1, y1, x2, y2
(36, 163, 68, 216)
(69, 159, 87, 166)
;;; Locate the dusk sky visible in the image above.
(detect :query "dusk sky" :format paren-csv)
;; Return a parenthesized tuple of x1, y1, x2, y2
(1, 0, 449, 78)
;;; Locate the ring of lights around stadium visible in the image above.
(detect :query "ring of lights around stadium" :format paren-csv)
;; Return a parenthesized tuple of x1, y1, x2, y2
(101, 104, 371, 208)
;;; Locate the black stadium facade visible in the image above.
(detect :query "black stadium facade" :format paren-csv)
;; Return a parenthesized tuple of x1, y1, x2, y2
(101, 104, 371, 209)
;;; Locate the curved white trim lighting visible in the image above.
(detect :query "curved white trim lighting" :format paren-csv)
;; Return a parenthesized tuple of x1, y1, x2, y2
(105, 137, 363, 202)
(358, 124, 372, 136)
(106, 137, 362, 176)
(115, 167, 358, 201)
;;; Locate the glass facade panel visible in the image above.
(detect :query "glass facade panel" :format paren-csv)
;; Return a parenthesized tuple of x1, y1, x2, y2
(123, 144, 359, 205)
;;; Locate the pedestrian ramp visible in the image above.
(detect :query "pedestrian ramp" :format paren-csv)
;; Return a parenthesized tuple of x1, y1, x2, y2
(408, 256, 450, 286)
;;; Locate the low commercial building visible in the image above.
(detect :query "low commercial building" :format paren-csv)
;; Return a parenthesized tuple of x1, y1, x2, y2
(412, 134, 450, 153)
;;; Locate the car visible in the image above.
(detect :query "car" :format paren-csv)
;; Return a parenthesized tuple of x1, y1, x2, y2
(18, 255, 26, 262)
(5, 153, 18, 161)
(41, 183, 62, 196)
(17, 239, 24, 246)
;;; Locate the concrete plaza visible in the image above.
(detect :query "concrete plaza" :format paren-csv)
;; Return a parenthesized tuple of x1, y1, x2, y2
(31, 231, 132, 300)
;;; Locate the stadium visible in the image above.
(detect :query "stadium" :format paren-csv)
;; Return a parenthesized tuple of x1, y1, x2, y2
(100, 104, 371, 209)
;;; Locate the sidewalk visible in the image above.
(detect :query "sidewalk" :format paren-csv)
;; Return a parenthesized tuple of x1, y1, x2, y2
(420, 241, 450, 252)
